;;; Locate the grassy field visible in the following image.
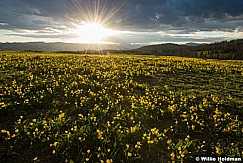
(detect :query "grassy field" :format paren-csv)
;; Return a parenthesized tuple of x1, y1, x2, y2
(0, 51, 242, 162)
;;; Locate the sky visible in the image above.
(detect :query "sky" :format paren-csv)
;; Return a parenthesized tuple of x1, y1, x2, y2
(0, 0, 243, 48)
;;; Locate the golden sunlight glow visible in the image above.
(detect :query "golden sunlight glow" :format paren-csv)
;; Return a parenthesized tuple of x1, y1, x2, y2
(76, 22, 115, 43)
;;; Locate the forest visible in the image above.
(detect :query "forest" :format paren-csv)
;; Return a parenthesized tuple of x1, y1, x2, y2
(136, 39, 243, 60)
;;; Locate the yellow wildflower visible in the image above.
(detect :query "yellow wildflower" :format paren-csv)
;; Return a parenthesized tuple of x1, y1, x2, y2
(167, 139, 172, 144)
(191, 125, 195, 130)
(128, 152, 132, 157)
(1, 129, 7, 133)
(171, 152, 175, 160)
(126, 144, 129, 149)
(33, 157, 38, 161)
(106, 159, 113, 163)
(53, 142, 58, 147)
(98, 147, 101, 151)
(215, 146, 222, 155)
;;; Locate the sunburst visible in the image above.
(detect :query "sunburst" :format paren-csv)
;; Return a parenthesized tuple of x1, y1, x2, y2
(64, 0, 130, 54)
(75, 22, 115, 44)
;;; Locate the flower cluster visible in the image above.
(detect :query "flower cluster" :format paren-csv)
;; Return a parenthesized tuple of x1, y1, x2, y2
(0, 52, 242, 162)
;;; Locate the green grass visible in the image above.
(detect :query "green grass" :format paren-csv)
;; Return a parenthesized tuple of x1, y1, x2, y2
(0, 52, 242, 162)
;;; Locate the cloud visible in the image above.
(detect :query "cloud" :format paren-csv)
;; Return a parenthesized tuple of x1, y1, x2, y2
(1, 0, 241, 31)
(115, 0, 243, 32)
(0, 0, 243, 45)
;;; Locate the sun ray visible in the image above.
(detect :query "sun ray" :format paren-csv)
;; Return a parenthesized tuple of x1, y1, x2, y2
(61, 0, 131, 53)
(68, 0, 129, 26)
(100, 0, 130, 26)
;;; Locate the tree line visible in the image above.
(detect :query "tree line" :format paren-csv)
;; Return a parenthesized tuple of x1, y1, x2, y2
(137, 39, 243, 60)
(187, 39, 243, 60)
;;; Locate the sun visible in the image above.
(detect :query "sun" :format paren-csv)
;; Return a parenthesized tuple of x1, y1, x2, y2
(76, 22, 115, 44)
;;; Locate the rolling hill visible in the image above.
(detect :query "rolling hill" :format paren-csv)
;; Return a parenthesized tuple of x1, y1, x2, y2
(135, 39, 243, 59)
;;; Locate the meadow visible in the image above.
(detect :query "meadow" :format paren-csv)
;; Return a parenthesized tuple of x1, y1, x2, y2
(0, 51, 242, 162)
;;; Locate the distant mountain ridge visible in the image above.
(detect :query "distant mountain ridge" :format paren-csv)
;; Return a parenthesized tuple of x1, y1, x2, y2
(0, 42, 126, 52)
(185, 43, 200, 47)
(136, 43, 188, 55)
(1, 39, 243, 60)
